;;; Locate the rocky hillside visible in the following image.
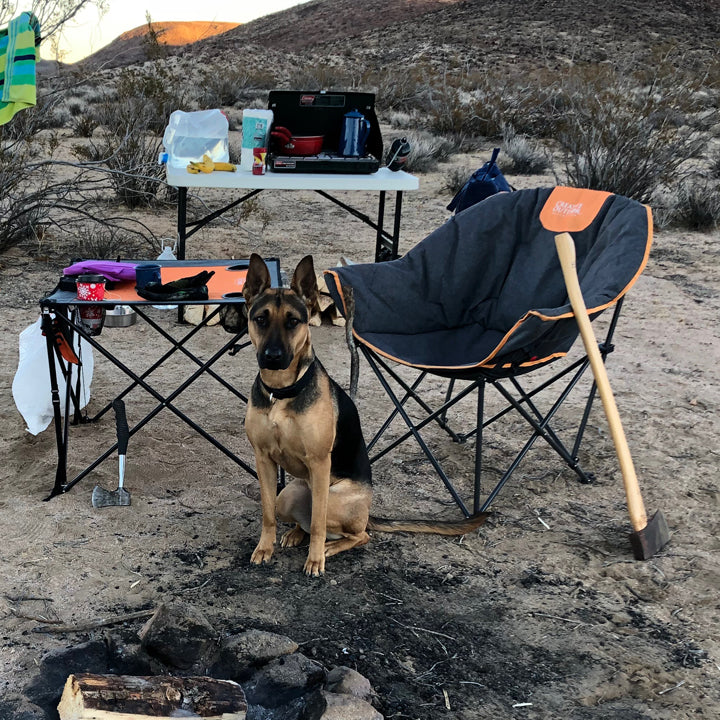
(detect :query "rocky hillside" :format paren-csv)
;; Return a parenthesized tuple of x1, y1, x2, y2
(79, 20, 240, 70)
(186, 0, 720, 73)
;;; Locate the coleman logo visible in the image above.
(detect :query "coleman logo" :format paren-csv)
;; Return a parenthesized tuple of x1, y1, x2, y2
(553, 201, 583, 216)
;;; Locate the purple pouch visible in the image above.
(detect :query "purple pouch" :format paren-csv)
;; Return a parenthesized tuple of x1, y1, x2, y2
(63, 260, 138, 282)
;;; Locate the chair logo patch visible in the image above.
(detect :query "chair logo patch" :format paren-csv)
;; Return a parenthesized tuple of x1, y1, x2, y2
(540, 187, 612, 232)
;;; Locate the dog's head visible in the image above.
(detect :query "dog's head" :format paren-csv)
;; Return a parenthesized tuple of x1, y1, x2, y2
(243, 253, 320, 371)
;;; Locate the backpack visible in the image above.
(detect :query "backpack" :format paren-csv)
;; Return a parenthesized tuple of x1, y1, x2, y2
(447, 148, 513, 213)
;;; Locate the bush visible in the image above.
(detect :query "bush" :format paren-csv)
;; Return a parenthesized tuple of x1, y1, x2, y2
(0, 102, 62, 251)
(672, 179, 720, 231)
(197, 66, 277, 108)
(65, 223, 151, 259)
(73, 68, 187, 207)
(71, 112, 98, 138)
(443, 166, 473, 196)
(501, 126, 549, 175)
(551, 62, 712, 203)
(399, 130, 455, 173)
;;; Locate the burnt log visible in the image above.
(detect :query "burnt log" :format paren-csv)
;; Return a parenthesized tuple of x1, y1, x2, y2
(57, 673, 246, 719)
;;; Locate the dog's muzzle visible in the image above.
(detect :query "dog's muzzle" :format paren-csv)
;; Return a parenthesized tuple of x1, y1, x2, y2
(259, 345, 292, 370)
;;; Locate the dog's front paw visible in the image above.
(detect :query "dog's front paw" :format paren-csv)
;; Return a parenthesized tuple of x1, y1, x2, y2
(250, 543, 275, 565)
(303, 554, 325, 577)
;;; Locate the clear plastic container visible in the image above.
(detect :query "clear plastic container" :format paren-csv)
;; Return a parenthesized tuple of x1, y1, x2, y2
(163, 109, 230, 168)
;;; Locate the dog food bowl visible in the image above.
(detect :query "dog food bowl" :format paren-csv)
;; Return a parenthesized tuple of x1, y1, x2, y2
(105, 305, 137, 328)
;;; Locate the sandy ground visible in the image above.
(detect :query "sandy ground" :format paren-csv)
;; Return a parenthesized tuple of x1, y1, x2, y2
(1, 159, 719, 719)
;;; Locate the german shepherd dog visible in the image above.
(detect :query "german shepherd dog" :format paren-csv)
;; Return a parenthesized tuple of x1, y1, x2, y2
(243, 254, 488, 576)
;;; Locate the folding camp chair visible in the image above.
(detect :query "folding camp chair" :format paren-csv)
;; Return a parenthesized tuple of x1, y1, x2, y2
(324, 186, 653, 519)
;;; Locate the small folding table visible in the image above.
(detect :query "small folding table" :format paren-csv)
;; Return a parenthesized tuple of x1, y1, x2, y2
(165, 165, 419, 262)
(39, 258, 281, 501)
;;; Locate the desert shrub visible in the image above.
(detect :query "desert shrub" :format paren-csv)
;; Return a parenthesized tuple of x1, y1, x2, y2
(443, 166, 472, 196)
(400, 131, 455, 173)
(287, 65, 358, 92)
(108, 67, 190, 135)
(197, 66, 277, 107)
(143, 13, 167, 61)
(64, 223, 151, 259)
(71, 112, 98, 138)
(710, 152, 720, 179)
(551, 62, 713, 203)
(0, 101, 65, 251)
(67, 99, 85, 117)
(384, 110, 416, 128)
(367, 65, 434, 114)
(73, 128, 164, 208)
(672, 179, 720, 231)
(501, 125, 549, 175)
(73, 67, 188, 207)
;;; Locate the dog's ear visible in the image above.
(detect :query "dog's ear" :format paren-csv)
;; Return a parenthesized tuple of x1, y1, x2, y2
(243, 253, 271, 307)
(290, 255, 320, 315)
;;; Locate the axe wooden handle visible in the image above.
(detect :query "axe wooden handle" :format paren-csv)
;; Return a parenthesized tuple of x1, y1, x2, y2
(554, 232, 648, 532)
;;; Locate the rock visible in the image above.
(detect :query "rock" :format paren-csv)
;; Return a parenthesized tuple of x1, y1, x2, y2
(24, 640, 111, 716)
(305, 690, 383, 720)
(138, 602, 217, 669)
(325, 666, 375, 702)
(212, 629, 299, 680)
(243, 653, 326, 709)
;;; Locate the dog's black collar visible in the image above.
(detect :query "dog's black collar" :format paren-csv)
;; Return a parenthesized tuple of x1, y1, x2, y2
(259, 360, 317, 401)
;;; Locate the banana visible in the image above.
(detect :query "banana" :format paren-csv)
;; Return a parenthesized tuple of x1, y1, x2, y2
(186, 154, 236, 174)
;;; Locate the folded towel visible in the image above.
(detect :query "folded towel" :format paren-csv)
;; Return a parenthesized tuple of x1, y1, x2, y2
(0, 12, 41, 125)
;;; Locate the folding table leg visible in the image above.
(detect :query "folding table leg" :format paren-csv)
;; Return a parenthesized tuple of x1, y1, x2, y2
(42, 312, 69, 499)
(54, 316, 257, 496)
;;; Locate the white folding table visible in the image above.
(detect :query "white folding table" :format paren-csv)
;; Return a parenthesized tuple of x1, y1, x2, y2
(165, 165, 419, 262)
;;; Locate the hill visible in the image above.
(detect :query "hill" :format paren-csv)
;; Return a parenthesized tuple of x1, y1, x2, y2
(79, 20, 240, 70)
(187, 0, 720, 73)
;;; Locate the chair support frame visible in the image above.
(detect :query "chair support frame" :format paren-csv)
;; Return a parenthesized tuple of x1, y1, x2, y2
(360, 299, 625, 517)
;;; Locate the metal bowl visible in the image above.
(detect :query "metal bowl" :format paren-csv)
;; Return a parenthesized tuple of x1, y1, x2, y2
(104, 305, 137, 328)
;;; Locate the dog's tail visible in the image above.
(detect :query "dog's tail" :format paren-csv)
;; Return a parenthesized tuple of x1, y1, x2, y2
(367, 512, 489, 536)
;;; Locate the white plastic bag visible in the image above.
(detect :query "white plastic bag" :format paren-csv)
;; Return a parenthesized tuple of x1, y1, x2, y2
(162, 109, 230, 167)
(12, 318, 94, 435)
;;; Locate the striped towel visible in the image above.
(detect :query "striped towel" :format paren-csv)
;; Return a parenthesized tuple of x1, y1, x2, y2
(0, 12, 41, 126)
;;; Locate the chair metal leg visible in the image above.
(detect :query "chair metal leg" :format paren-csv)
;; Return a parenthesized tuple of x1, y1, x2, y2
(473, 380, 485, 514)
(363, 350, 472, 517)
(362, 298, 629, 514)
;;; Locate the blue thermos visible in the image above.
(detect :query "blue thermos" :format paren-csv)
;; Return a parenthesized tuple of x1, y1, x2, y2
(338, 109, 371, 157)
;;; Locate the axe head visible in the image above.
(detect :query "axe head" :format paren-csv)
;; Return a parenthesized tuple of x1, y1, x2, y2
(91, 484, 131, 508)
(630, 510, 670, 560)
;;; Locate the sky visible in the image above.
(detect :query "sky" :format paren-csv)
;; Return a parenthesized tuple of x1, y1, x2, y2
(41, 1, 309, 63)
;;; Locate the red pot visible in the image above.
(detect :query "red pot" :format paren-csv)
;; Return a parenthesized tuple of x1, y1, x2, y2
(270, 126, 324, 156)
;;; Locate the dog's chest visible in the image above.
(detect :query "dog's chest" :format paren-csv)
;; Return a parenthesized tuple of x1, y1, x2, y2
(247, 400, 334, 469)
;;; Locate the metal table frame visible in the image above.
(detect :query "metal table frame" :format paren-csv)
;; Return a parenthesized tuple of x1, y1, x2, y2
(39, 258, 281, 501)
(165, 166, 419, 262)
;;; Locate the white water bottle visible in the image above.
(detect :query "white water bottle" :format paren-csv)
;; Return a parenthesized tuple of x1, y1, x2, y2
(154, 242, 178, 309)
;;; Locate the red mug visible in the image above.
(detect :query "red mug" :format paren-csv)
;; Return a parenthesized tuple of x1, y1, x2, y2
(76, 273, 106, 301)
(76, 273, 106, 335)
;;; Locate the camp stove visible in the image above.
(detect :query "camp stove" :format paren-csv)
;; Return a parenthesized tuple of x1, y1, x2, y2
(267, 90, 383, 174)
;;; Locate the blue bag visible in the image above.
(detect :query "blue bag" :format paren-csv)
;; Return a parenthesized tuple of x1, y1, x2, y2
(447, 148, 513, 213)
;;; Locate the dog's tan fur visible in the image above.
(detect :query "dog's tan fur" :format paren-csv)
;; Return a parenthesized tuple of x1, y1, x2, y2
(243, 253, 488, 576)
